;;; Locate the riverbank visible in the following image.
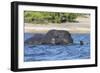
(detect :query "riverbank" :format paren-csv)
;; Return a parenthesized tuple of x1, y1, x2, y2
(24, 16, 90, 34)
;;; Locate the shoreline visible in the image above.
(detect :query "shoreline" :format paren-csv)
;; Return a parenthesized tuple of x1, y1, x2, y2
(24, 32, 90, 35)
(24, 26, 90, 34)
(24, 16, 90, 34)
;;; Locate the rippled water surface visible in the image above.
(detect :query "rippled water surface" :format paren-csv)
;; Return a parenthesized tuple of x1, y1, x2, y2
(24, 33, 90, 62)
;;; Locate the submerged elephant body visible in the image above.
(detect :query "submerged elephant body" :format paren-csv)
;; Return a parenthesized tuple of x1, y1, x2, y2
(25, 30, 73, 45)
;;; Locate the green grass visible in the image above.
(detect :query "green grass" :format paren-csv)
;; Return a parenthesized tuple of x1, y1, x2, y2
(24, 11, 88, 24)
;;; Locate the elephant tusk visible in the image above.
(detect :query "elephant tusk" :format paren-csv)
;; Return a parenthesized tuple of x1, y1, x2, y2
(51, 38, 55, 44)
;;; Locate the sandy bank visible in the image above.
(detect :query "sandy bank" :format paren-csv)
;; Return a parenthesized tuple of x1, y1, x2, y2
(24, 16, 90, 34)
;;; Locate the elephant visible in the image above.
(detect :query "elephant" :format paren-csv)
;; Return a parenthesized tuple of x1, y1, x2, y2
(25, 30, 73, 45)
(43, 30, 73, 44)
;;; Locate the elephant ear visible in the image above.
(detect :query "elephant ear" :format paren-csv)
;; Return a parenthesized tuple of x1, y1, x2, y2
(46, 29, 56, 38)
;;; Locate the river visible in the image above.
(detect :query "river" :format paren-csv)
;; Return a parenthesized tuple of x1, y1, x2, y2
(24, 33, 90, 62)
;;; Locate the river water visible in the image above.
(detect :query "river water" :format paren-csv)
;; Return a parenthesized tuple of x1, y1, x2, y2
(24, 33, 90, 62)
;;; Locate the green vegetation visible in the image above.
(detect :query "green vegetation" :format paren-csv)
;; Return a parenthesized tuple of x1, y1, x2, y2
(24, 11, 86, 24)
